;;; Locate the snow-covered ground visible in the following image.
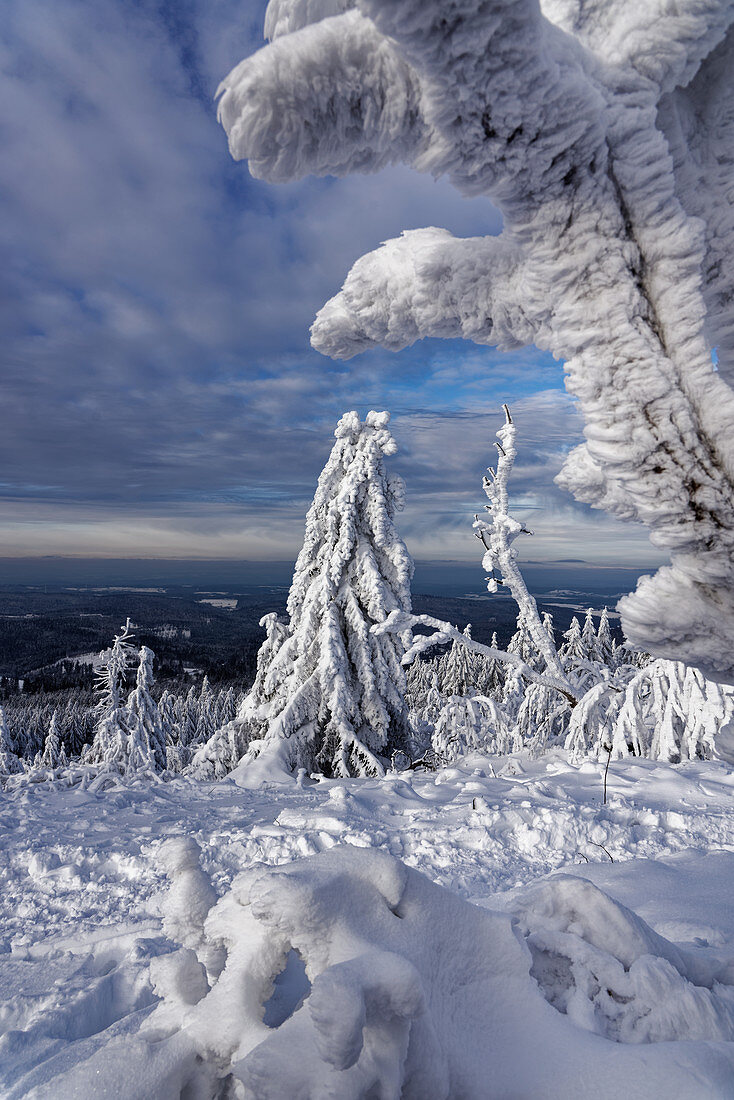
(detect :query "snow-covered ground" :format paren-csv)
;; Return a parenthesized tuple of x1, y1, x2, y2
(2, 753, 734, 1096)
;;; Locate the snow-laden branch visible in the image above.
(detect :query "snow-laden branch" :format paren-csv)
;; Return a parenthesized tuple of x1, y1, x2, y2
(311, 229, 535, 359)
(219, 0, 734, 675)
(264, 0, 355, 42)
(546, 0, 734, 93)
(217, 10, 427, 182)
(373, 610, 579, 706)
(474, 406, 576, 695)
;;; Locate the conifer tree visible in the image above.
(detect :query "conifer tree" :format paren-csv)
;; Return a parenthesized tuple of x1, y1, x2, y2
(596, 608, 615, 670)
(87, 619, 136, 770)
(40, 710, 63, 769)
(125, 646, 166, 772)
(196, 677, 216, 745)
(439, 626, 474, 697)
(0, 705, 21, 775)
(230, 410, 414, 779)
(581, 608, 600, 664)
(191, 612, 288, 779)
(479, 632, 504, 698)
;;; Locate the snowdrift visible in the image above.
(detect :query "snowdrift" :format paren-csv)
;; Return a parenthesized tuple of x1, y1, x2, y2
(10, 844, 734, 1098)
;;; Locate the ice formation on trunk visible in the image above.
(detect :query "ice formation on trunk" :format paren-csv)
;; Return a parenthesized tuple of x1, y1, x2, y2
(225, 411, 414, 779)
(217, 0, 734, 676)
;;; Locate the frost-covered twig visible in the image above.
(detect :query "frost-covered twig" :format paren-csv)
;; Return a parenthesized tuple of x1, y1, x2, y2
(374, 610, 579, 706)
(473, 407, 578, 701)
(603, 742, 612, 806)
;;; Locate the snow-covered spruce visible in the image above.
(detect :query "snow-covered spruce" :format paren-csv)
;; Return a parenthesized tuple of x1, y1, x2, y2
(192, 612, 289, 779)
(39, 711, 66, 770)
(218, 1, 734, 677)
(200, 411, 414, 780)
(125, 645, 167, 773)
(0, 705, 21, 777)
(566, 655, 734, 763)
(86, 622, 166, 776)
(86, 618, 137, 770)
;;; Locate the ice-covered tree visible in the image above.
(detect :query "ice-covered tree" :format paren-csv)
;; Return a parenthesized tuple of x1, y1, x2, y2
(437, 626, 474, 697)
(506, 614, 537, 672)
(559, 615, 603, 694)
(0, 705, 21, 775)
(125, 646, 167, 773)
(431, 694, 501, 764)
(87, 619, 137, 770)
(218, 1, 734, 676)
(476, 631, 505, 699)
(596, 607, 615, 669)
(213, 411, 414, 779)
(377, 410, 578, 708)
(40, 711, 65, 769)
(191, 611, 289, 779)
(614, 659, 734, 762)
(474, 409, 575, 698)
(581, 609, 601, 665)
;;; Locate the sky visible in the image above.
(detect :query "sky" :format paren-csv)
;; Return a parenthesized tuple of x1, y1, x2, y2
(0, 0, 668, 569)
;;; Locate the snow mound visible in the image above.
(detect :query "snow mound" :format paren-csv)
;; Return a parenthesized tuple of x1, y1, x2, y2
(58, 845, 733, 1098)
(511, 874, 734, 1044)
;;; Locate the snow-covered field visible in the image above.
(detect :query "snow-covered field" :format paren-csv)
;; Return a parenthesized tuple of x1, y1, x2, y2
(2, 753, 734, 1097)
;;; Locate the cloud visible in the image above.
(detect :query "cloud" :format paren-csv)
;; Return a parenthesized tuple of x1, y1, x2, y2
(0, 0, 663, 569)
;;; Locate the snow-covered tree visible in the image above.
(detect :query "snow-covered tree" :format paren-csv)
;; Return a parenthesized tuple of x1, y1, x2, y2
(195, 677, 217, 746)
(560, 615, 602, 694)
(40, 710, 65, 769)
(475, 632, 504, 699)
(218, 2, 734, 677)
(596, 608, 615, 670)
(613, 660, 734, 762)
(474, 409, 576, 701)
(431, 694, 501, 764)
(191, 611, 288, 779)
(377, 411, 578, 714)
(581, 609, 600, 665)
(125, 646, 166, 773)
(566, 655, 734, 763)
(0, 705, 21, 775)
(207, 411, 414, 779)
(87, 619, 137, 768)
(506, 614, 537, 671)
(215, 686, 239, 729)
(437, 626, 474, 697)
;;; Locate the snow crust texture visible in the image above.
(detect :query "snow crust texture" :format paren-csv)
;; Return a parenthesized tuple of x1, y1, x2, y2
(218, 0, 734, 676)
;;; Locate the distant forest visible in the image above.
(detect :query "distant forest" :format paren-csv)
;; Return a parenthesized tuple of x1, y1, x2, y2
(0, 583, 622, 699)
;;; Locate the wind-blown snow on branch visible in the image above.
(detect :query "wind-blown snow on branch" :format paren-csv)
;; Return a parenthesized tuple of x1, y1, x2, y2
(374, 610, 578, 706)
(311, 229, 535, 357)
(219, 0, 734, 675)
(472, 406, 577, 698)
